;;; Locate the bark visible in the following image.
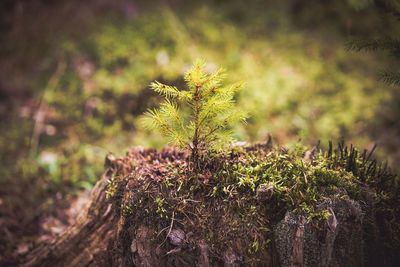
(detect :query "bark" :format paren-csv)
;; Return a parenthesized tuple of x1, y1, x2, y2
(21, 149, 217, 267)
(21, 147, 398, 267)
(22, 167, 118, 267)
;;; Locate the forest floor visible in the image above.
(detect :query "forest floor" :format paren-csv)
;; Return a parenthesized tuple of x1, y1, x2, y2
(7, 142, 400, 265)
(1, 0, 400, 264)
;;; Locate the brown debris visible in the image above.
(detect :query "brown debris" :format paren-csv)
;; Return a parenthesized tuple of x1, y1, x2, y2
(304, 145, 318, 162)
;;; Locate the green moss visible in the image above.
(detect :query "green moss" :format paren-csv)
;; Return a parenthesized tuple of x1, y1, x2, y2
(106, 142, 398, 264)
(105, 176, 119, 199)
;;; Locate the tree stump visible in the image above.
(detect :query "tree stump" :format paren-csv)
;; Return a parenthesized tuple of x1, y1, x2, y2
(21, 146, 400, 266)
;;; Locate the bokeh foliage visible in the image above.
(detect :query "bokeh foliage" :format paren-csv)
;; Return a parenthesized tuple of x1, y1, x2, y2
(0, 0, 400, 256)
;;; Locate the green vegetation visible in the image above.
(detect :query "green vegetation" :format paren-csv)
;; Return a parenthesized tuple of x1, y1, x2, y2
(347, 37, 400, 86)
(345, 0, 400, 177)
(141, 60, 246, 169)
(106, 142, 399, 264)
(1, 1, 398, 201)
(1, 0, 400, 262)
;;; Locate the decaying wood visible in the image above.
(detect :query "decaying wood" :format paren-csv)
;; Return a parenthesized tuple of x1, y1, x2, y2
(21, 148, 223, 267)
(21, 146, 395, 267)
(22, 167, 119, 267)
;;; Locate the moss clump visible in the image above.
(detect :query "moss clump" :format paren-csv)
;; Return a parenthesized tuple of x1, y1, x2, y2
(106, 141, 399, 265)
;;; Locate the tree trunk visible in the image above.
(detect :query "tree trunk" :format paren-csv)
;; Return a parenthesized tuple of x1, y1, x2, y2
(21, 147, 398, 267)
(22, 148, 218, 267)
(22, 161, 119, 267)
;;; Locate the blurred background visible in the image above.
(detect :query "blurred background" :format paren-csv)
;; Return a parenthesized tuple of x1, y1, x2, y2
(0, 0, 399, 262)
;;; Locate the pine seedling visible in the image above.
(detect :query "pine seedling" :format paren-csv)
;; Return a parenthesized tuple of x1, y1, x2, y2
(141, 60, 247, 170)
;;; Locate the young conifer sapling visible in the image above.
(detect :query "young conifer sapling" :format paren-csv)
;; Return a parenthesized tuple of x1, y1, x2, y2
(141, 60, 247, 171)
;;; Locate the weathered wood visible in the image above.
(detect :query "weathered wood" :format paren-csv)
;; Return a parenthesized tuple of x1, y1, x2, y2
(21, 147, 398, 267)
(22, 168, 118, 267)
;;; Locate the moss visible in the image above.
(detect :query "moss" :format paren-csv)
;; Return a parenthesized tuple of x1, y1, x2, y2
(106, 142, 399, 264)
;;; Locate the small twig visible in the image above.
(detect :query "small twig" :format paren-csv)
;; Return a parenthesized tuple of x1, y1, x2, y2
(180, 210, 195, 226)
(156, 226, 170, 238)
(158, 211, 175, 248)
(181, 198, 201, 203)
(185, 210, 202, 223)
(165, 247, 181, 256)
